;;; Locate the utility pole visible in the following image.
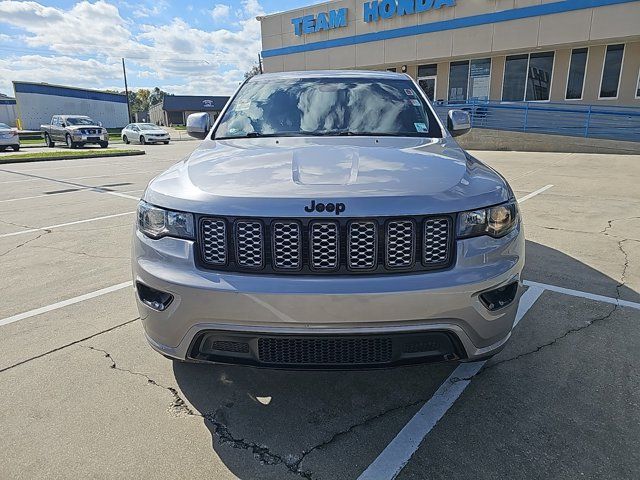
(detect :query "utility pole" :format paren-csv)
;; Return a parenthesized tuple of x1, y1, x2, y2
(122, 58, 131, 122)
(258, 53, 263, 74)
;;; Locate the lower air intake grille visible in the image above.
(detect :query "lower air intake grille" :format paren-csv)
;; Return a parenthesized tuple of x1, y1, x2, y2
(257, 337, 393, 365)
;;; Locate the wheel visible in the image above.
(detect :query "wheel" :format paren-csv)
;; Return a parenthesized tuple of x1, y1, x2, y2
(163, 141, 169, 145)
(44, 133, 55, 148)
(99, 142, 108, 148)
(11, 145, 19, 152)
(140, 135, 147, 145)
(0, 146, 6, 152)
(123, 135, 129, 144)
(65, 134, 76, 149)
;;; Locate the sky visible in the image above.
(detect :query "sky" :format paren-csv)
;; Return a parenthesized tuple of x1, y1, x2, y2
(0, 0, 311, 97)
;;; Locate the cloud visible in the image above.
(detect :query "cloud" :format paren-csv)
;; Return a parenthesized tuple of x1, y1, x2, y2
(0, 0, 265, 96)
(211, 3, 230, 19)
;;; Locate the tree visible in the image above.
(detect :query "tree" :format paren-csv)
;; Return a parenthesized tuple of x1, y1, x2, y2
(149, 87, 169, 106)
(244, 64, 261, 80)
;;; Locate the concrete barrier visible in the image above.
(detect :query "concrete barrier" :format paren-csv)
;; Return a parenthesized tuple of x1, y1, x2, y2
(456, 129, 640, 155)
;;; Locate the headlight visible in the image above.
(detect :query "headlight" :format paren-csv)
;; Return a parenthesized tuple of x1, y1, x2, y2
(137, 200, 194, 240)
(457, 200, 519, 238)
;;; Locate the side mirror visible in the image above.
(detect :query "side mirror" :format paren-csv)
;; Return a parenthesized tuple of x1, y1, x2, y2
(447, 109, 471, 137)
(98, 121, 103, 127)
(186, 112, 212, 140)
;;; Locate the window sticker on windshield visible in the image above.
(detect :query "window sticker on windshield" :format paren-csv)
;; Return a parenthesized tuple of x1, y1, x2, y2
(414, 122, 428, 133)
(410, 99, 421, 107)
(404, 89, 415, 96)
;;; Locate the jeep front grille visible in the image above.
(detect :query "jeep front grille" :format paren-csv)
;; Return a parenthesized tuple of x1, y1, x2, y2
(198, 215, 454, 275)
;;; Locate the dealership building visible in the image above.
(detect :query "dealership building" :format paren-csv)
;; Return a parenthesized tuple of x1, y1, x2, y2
(259, 0, 640, 107)
(149, 95, 230, 126)
(12, 82, 129, 130)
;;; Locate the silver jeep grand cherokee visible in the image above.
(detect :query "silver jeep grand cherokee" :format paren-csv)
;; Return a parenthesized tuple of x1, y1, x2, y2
(133, 71, 524, 368)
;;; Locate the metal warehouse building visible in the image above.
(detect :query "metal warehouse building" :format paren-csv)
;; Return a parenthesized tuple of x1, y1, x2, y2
(149, 96, 230, 126)
(0, 94, 17, 127)
(12, 82, 129, 131)
(259, 0, 640, 107)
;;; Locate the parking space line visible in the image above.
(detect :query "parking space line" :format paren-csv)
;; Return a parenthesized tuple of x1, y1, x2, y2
(0, 168, 142, 201)
(0, 281, 133, 328)
(517, 184, 554, 203)
(357, 285, 544, 480)
(0, 188, 145, 204)
(524, 280, 640, 311)
(0, 211, 135, 238)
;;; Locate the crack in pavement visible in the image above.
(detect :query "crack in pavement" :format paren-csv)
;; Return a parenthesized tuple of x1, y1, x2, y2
(84, 345, 196, 417)
(0, 317, 139, 374)
(86, 342, 428, 480)
(0, 228, 51, 257)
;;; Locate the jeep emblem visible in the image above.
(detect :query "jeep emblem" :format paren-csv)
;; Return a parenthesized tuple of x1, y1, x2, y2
(304, 200, 346, 215)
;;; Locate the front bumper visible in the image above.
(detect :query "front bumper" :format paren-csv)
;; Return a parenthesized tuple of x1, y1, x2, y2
(133, 224, 525, 366)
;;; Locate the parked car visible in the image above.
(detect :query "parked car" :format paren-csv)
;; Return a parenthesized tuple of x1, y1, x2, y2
(41, 115, 108, 149)
(133, 71, 524, 368)
(0, 123, 20, 152)
(121, 123, 170, 145)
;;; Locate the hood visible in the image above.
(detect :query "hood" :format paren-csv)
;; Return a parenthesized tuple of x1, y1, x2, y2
(145, 136, 511, 217)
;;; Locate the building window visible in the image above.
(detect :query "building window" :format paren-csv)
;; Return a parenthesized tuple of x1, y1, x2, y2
(448, 61, 470, 102)
(418, 64, 438, 102)
(502, 52, 554, 101)
(468, 58, 491, 101)
(599, 44, 625, 98)
(386, 67, 397, 72)
(526, 52, 554, 101)
(566, 48, 588, 100)
(502, 54, 529, 101)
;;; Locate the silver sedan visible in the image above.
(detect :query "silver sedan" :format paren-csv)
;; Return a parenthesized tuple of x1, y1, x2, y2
(121, 123, 170, 145)
(0, 123, 20, 152)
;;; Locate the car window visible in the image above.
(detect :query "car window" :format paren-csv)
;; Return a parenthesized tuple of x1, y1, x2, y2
(66, 117, 96, 125)
(0, 123, 9, 129)
(215, 76, 442, 139)
(139, 124, 158, 130)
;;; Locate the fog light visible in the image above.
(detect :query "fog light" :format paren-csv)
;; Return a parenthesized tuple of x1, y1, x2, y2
(479, 282, 518, 311)
(136, 282, 173, 311)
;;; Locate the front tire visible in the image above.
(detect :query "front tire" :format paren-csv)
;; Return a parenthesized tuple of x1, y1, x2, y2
(0, 146, 6, 152)
(140, 135, 147, 145)
(163, 141, 169, 145)
(123, 135, 130, 144)
(65, 134, 76, 149)
(99, 142, 108, 149)
(45, 133, 55, 148)
(11, 145, 19, 152)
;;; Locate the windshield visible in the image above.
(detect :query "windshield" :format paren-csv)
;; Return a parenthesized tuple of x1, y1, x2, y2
(214, 77, 442, 140)
(66, 117, 97, 125)
(0, 123, 10, 129)
(139, 124, 160, 130)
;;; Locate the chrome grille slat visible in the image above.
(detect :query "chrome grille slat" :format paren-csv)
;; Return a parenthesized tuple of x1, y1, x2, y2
(386, 220, 415, 268)
(198, 215, 453, 274)
(423, 218, 451, 265)
(272, 221, 302, 270)
(348, 221, 377, 270)
(200, 218, 227, 265)
(310, 222, 339, 270)
(235, 221, 264, 268)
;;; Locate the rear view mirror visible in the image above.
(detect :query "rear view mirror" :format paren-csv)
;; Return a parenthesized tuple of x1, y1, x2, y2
(447, 109, 471, 137)
(186, 112, 212, 140)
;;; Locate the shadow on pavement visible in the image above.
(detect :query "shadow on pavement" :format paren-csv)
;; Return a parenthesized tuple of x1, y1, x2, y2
(173, 240, 638, 479)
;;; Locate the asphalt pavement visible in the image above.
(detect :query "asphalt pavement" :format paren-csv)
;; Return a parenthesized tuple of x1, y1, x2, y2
(0, 143, 638, 479)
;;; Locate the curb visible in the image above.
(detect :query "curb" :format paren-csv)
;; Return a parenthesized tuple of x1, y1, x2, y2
(0, 150, 146, 165)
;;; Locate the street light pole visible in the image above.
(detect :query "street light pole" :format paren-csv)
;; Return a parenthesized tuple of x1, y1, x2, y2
(122, 58, 131, 122)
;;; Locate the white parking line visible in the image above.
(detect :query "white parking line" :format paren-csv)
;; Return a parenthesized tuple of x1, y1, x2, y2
(357, 286, 544, 480)
(0, 281, 133, 328)
(524, 280, 640, 311)
(518, 184, 554, 203)
(0, 211, 135, 238)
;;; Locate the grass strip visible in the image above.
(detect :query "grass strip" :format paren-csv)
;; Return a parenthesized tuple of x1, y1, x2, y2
(0, 149, 145, 164)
